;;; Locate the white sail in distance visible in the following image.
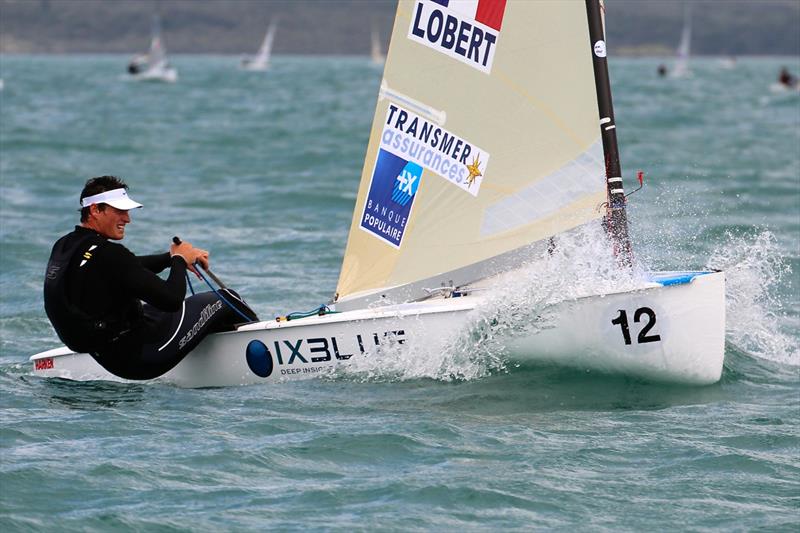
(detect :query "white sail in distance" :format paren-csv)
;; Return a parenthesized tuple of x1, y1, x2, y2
(148, 14, 167, 68)
(244, 20, 278, 71)
(335, 0, 606, 309)
(371, 24, 385, 65)
(673, 2, 692, 77)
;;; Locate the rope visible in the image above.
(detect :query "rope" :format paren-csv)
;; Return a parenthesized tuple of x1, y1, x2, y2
(194, 266, 254, 323)
(185, 271, 195, 295)
(280, 305, 338, 322)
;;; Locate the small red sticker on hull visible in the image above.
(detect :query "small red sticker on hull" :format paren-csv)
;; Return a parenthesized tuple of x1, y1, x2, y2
(34, 358, 54, 371)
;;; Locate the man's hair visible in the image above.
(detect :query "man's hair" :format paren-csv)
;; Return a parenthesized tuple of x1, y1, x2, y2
(79, 175, 128, 222)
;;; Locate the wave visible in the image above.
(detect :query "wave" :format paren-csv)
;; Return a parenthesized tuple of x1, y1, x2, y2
(707, 230, 798, 367)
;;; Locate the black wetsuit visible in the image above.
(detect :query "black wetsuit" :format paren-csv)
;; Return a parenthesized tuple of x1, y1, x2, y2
(44, 226, 257, 380)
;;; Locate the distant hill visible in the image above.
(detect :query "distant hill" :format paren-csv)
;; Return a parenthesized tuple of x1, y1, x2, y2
(0, 0, 798, 56)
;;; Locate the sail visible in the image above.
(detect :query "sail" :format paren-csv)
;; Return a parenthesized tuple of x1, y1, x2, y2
(148, 15, 167, 67)
(673, 3, 691, 77)
(335, 0, 606, 309)
(371, 25, 385, 64)
(255, 21, 278, 67)
(242, 20, 277, 70)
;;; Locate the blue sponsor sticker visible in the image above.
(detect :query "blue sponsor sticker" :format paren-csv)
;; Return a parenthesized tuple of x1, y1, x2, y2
(360, 149, 423, 248)
(246, 340, 273, 378)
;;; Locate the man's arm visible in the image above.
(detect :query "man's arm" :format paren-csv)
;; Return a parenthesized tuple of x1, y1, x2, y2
(106, 245, 187, 311)
(138, 252, 171, 273)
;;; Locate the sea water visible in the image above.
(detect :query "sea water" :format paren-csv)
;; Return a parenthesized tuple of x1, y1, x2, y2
(0, 55, 798, 530)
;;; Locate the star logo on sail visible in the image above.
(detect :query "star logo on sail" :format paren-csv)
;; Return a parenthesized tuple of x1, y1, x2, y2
(465, 156, 482, 187)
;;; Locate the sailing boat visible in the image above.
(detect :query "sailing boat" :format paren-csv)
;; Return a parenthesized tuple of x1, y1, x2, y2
(370, 23, 385, 66)
(32, 0, 726, 387)
(671, 2, 692, 78)
(127, 14, 178, 83)
(241, 19, 278, 71)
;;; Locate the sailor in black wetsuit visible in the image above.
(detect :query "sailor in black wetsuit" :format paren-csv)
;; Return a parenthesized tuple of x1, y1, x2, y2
(778, 67, 797, 88)
(44, 175, 258, 380)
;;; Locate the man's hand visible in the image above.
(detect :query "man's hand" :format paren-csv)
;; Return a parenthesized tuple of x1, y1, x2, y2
(170, 240, 210, 277)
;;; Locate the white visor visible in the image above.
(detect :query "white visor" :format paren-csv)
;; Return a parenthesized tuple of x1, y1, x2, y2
(80, 188, 143, 210)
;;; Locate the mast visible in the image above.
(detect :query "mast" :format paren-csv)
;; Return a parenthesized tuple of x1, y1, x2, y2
(585, 0, 633, 265)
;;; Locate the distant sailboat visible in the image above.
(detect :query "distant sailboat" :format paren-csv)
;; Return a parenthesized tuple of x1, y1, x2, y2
(241, 20, 278, 71)
(671, 2, 691, 78)
(127, 14, 178, 83)
(771, 66, 800, 94)
(370, 24, 385, 65)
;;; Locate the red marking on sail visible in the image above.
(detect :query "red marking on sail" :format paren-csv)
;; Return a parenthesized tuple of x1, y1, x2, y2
(476, 0, 507, 31)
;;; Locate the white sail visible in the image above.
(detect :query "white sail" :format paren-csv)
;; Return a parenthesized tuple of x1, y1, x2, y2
(672, 2, 691, 78)
(242, 20, 278, 71)
(148, 35, 166, 69)
(335, 0, 606, 309)
(371, 24, 385, 65)
(145, 14, 167, 69)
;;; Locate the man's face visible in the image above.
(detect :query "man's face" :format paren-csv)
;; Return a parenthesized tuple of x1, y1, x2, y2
(92, 204, 131, 240)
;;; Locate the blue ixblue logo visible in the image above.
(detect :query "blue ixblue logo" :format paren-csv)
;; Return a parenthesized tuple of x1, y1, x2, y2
(244, 331, 408, 379)
(360, 149, 423, 248)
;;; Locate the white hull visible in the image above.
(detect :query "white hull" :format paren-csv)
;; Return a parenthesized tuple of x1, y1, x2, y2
(670, 64, 691, 79)
(128, 65, 178, 83)
(31, 271, 725, 387)
(240, 60, 269, 72)
(770, 83, 800, 94)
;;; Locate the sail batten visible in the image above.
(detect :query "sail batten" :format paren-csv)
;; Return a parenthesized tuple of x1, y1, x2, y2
(335, 0, 607, 309)
(481, 140, 603, 237)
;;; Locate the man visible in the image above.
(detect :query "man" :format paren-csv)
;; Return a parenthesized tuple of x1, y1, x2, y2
(778, 67, 796, 88)
(44, 175, 258, 380)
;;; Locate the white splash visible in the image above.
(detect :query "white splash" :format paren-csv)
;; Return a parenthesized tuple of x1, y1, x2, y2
(335, 223, 649, 382)
(707, 230, 798, 366)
